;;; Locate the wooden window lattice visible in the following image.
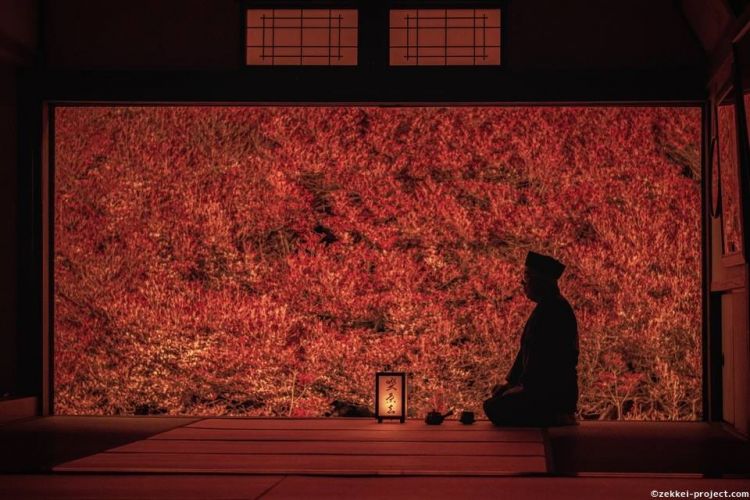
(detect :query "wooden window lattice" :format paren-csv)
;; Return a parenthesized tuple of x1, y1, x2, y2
(390, 9, 501, 66)
(246, 9, 358, 66)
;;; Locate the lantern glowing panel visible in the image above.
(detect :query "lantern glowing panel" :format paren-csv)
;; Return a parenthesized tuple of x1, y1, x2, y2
(375, 372, 407, 423)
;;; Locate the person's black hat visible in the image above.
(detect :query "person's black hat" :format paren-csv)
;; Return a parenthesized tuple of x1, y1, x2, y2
(525, 251, 565, 280)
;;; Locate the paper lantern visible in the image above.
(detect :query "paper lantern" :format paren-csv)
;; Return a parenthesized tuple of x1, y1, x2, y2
(375, 372, 406, 423)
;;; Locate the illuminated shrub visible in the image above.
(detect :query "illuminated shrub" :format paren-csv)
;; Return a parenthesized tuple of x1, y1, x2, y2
(54, 106, 701, 420)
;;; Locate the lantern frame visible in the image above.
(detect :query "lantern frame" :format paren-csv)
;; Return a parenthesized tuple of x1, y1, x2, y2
(375, 371, 407, 423)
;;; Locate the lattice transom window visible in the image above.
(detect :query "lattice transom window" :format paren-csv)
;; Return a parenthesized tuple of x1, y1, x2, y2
(390, 9, 501, 66)
(246, 9, 358, 65)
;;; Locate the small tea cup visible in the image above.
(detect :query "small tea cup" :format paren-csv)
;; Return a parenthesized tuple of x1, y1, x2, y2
(460, 411, 475, 425)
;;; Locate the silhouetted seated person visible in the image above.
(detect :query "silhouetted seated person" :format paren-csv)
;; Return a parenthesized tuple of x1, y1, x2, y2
(483, 251, 579, 427)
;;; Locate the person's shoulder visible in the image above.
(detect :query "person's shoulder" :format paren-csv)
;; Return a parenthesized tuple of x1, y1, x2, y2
(540, 293, 570, 308)
(541, 294, 576, 319)
(555, 294, 574, 311)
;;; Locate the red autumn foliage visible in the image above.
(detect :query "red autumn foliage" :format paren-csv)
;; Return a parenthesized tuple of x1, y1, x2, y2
(53, 106, 701, 420)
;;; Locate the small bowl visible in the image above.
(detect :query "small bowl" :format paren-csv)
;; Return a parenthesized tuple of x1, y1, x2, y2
(459, 411, 475, 425)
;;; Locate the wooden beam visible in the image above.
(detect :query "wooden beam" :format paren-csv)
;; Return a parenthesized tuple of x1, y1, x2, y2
(681, 0, 733, 56)
(30, 68, 707, 104)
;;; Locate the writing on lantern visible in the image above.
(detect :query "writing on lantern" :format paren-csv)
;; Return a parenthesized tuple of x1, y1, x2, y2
(376, 372, 406, 423)
(385, 376, 398, 415)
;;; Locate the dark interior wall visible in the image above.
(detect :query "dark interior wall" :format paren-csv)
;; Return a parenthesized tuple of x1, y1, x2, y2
(43, 0, 241, 69)
(0, 0, 38, 397)
(503, 0, 705, 70)
(0, 65, 18, 397)
(42, 0, 705, 71)
(0, 0, 38, 59)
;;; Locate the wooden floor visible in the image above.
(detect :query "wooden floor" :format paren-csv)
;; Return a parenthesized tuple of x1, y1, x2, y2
(54, 418, 549, 475)
(1, 417, 750, 498)
(2, 475, 750, 500)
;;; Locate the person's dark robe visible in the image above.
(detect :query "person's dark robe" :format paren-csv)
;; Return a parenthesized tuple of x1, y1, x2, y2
(484, 293, 579, 425)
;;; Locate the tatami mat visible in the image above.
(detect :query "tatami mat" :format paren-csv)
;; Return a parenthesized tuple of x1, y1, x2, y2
(54, 418, 548, 475)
